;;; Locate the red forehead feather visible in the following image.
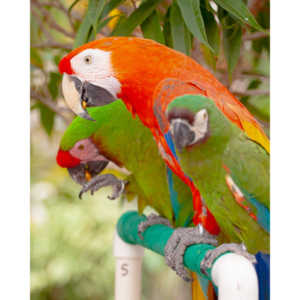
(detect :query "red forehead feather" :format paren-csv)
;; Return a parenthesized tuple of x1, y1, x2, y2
(56, 149, 81, 168)
(58, 56, 74, 74)
(58, 39, 110, 74)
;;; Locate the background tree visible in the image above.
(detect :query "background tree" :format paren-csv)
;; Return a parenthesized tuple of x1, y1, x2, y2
(30, 1, 269, 299)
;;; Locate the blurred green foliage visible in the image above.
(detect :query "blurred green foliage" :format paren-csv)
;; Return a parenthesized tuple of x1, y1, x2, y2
(30, 0, 269, 299)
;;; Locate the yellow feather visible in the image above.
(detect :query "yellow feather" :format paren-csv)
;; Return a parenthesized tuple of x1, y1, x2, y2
(240, 120, 270, 153)
(191, 272, 207, 300)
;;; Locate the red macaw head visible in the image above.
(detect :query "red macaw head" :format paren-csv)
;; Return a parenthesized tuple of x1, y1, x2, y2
(59, 37, 135, 120)
(58, 37, 173, 120)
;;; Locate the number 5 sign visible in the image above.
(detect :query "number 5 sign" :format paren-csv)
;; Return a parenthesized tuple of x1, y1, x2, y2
(114, 232, 145, 300)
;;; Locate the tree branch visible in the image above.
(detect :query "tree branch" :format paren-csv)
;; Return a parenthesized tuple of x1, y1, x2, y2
(32, 0, 75, 39)
(31, 90, 72, 123)
(231, 89, 269, 97)
(32, 42, 73, 50)
(43, 0, 78, 30)
(243, 31, 269, 41)
(31, 8, 54, 42)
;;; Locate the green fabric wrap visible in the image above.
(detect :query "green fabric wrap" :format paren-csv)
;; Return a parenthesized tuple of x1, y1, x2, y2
(117, 211, 216, 280)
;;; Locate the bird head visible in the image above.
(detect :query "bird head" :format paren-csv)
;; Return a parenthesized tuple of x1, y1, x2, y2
(56, 138, 109, 185)
(167, 95, 232, 153)
(59, 39, 123, 120)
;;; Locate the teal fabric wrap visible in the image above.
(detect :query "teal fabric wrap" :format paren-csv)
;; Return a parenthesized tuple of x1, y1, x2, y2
(117, 211, 216, 280)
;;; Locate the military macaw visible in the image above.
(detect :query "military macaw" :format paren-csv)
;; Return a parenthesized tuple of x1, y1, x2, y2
(163, 94, 269, 257)
(58, 37, 269, 236)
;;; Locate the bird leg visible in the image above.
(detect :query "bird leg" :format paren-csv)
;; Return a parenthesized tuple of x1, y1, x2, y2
(138, 213, 172, 240)
(165, 225, 218, 281)
(79, 173, 126, 200)
(138, 215, 218, 282)
(200, 243, 257, 276)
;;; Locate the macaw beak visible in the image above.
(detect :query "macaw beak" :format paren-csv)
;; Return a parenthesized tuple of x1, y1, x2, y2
(170, 119, 195, 152)
(62, 73, 116, 121)
(67, 160, 109, 186)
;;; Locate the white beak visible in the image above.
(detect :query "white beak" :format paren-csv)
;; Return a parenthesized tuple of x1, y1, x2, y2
(62, 73, 94, 120)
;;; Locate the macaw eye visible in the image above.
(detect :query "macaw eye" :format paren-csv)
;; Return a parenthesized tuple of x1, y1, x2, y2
(84, 55, 92, 65)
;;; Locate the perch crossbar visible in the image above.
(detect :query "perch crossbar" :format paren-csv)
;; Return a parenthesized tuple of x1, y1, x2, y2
(114, 211, 259, 300)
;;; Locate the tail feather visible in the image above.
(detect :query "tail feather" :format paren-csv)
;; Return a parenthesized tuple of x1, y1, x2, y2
(191, 272, 216, 300)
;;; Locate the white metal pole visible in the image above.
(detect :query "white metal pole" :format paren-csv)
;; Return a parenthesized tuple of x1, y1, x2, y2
(114, 232, 145, 300)
(211, 253, 259, 300)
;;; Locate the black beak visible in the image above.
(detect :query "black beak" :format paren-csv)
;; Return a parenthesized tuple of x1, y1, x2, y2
(171, 120, 195, 152)
(68, 76, 116, 121)
(80, 81, 116, 108)
(67, 160, 109, 186)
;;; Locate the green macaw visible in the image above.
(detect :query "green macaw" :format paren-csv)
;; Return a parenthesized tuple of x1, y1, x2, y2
(164, 94, 269, 254)
(56, 100, 195, 228)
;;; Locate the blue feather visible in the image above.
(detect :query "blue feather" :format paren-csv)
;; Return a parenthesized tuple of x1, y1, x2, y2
(246, 195, 270, 233)
(164, 131, 180, 221)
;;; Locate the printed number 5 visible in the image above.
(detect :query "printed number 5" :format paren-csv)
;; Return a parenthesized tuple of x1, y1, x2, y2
(121, 263, 128, 276)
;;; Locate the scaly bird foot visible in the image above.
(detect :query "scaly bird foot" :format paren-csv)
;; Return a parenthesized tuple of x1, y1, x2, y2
(138, 213, 172, 240)
(200, 243, 257, 276)
(79, 173, 126, 200)
(164, 225, 218, 282)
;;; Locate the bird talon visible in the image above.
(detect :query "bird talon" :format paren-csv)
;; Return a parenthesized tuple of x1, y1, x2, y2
(164, 226, 217, 282)
(200, 242, 257, 276)
(138, 214, 172, 240)
(78, 173, 126, 200)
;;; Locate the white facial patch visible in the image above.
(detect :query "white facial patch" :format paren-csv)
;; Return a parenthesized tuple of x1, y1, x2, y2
(70, 49, 121, 97)
(170, 109, 209, 145)
(192, 109, 209, 143)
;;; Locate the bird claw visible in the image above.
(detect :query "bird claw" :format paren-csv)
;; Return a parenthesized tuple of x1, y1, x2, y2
(137, 213, 172, 240)
(164, 226, 218, 282)
(79, 173, 126, 200)
(200, 243, 257, 276)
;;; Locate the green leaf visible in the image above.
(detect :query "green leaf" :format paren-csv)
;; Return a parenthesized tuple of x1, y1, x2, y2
(30, 48, 43, 69)
(39, 103, 55, 136)
(200, 44, 216, 70)
(48, 72, 62, 100)
(163, 8, 173, 48)
(246, 95, 270, 122)
(91, 0, 107, 39)
(73, 0, 106, 48)
(141, 11, 165, 44)
(73, 0, 97, 48)
(68, 0, 83, 14)
(96, 14, 120, 32)
(100, 0, 125, 19)
(222, 14, 242, 79)
(201, 7, 220, 55)
(200, 5, 220, 69)
(214, 0, 263, 31)
(176, 0, 212, 51)
(112, 0, 162, 36)
(170, 2, 191, 55)
(248, 79, 262, 90)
